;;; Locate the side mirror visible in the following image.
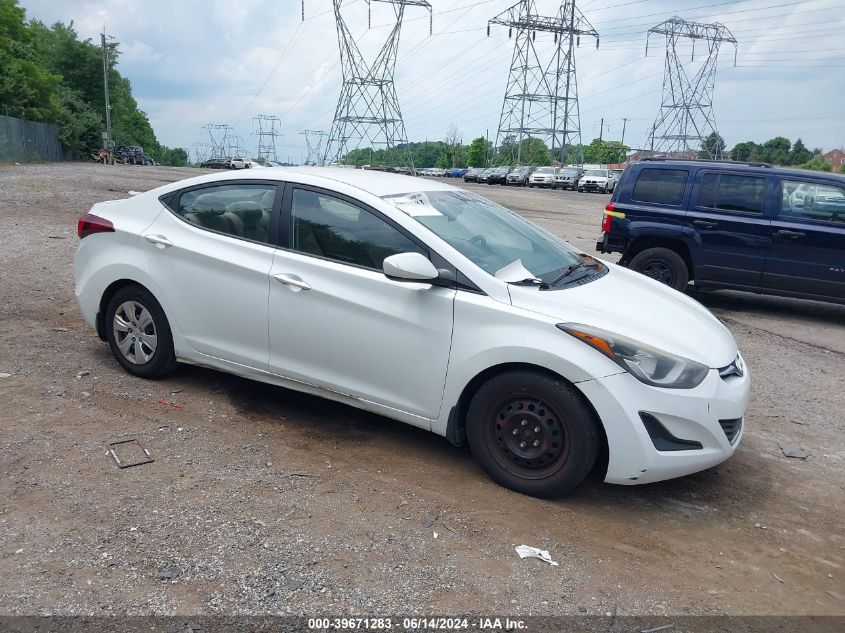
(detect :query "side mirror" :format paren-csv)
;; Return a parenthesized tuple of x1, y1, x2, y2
(383, 252, 439, 282)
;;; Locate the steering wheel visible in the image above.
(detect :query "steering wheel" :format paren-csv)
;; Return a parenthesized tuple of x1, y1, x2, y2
(469, 234, 488, 248)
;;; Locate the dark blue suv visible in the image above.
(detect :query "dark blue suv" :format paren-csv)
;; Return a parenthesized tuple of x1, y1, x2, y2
(596, 159, 845, 304)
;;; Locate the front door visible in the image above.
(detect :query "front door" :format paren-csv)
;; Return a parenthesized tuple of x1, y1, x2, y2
(268, 187, 455, 420)
(685, 170, 773, 287)
(144, 181, 281, 368)
(763, 178, 845, 300)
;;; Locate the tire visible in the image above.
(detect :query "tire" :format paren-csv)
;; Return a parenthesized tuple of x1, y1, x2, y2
(629, 247, 690, 293)
(466, 370, 599, 498)
(105, 284, 177, 379)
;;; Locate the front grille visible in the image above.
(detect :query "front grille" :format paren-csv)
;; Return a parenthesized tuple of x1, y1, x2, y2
(719, 417, 743, 444)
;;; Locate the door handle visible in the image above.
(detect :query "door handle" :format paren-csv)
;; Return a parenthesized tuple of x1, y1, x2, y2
(272, 273, 311, 291)
(143, 234, 173, 248)
(692, 220, 718, 229)
(776, 229, 805, 239)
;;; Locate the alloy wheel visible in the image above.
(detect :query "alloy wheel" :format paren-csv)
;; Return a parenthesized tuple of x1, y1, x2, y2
(112, 301, 157, 364)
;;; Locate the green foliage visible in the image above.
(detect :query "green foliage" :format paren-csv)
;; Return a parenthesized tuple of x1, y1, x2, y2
(699, 132, 726, 159)
(582, 138, 629, 165)
(798, 158, 832, 172)
(465, 137, 490, 168)
(0, 1, 187, 164)
(790, 138, 811, 166)
(494, 135, 552, 166)
(730, 141, 756, 162)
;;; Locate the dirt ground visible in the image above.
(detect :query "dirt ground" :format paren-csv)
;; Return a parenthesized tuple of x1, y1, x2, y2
(0, 163, 843, 617)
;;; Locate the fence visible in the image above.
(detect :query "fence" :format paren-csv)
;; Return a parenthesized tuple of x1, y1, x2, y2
(0, 114, 70, 163)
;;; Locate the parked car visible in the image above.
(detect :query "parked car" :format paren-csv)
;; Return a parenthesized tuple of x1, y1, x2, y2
(477, 168, 495, 184)
(75, 167, 750, 497)
(579, 168, 615, 193)
(201, 158, 230, 169)
(507, 166, 536, 186)
(596, 158, 845, 303)
(488, 166, 513, 185)
(446, 167, 470, 178)
(528, 166, 558, 188)
(463, 168, 483, 183)
(115, 146, 146, 166)
(553, 166, 583, 191)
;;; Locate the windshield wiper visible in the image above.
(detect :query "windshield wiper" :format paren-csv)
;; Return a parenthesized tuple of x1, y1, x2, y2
(545, 262, 585, 288)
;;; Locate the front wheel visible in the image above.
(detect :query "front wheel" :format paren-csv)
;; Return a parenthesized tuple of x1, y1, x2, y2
(467, 370, 599, 498)
(105, 284, 177, 379)
(629, 247, 690, 293)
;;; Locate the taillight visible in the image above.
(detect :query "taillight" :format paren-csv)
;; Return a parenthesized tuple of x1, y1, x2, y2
(601, 202, 614, 233)
(77, 213, 115, 239)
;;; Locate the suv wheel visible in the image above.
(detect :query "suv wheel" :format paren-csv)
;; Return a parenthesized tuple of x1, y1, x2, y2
(105, 285, 177, 379)
(467, 370, 599, 498)
(629, 247, 689, 293)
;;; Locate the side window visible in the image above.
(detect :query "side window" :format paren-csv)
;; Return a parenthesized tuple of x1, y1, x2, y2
(631, 168, 688, 206)
(696, 173, 766, 214)
(176, 184, 276, 243)
(290, 189, 425, 270)
(780, 179, 845, 224)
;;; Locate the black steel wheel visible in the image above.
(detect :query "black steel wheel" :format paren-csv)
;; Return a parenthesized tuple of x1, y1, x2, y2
(467, 370, 599, 497)
(629, 247, 689, 293)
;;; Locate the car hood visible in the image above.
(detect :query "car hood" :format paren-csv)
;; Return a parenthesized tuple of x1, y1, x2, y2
(507, 263, 737, 368)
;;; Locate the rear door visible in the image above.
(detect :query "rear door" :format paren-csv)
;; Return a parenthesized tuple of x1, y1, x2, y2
(762, 177, 845, 300)
(145, 181, 281, 368)
(685, 170, 773, 287)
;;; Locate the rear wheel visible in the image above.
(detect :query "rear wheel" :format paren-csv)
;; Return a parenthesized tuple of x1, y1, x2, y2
(467, 370, 599, 498)
(105, 285, 177, 379)
(629, 247, 689, 292)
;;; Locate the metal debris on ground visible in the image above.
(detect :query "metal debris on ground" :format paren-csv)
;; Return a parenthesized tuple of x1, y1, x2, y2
(0, 373, 11, 379)
(780, 444, 807, 459)
(515, 544, 559, 566)
(772, 572, 784, 583)
(108, 438, 155, 469)
(280, 471, 318, 478)
(641, 625, 673, 633)
(75, 370, 90, 378)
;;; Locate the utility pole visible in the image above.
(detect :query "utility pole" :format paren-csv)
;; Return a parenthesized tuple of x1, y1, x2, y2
(621, 117, 629, 148)
(101, 30, 113, 158)
(599, 117, 604, 142)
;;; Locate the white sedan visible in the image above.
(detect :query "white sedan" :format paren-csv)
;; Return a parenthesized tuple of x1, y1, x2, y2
(74, 168, 750, 497)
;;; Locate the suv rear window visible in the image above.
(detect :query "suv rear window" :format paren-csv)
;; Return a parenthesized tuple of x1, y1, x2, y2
(631, 168, 688, 206)
(697, 173, 766, 214)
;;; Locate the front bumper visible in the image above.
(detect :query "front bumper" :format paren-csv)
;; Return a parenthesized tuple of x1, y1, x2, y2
(576, 361, 750, 485)
(581, 180, 608, 191)
(529, 178, 554, 187)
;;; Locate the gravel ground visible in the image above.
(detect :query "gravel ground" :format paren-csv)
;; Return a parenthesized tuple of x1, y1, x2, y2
(0, 163, 843, 617)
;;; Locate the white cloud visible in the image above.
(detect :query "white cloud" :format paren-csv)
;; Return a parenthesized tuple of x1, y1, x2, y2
(18, 0, 845, 159)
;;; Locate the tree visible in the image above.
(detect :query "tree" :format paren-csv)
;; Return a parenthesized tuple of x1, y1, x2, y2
(465, 136, 489, 168)
(798, 158, 832, 172)
(518, 137, 552, 165)
(730, 141, 757, 162)
(758, 136, 791, 165)
(699, 132, 726, 159)
(582, 138, 629, 164)
(789, 138, 811, 166)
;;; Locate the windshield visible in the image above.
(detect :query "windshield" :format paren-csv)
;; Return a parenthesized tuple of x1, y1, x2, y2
(559, 168, 579, 175)
(513, 167, 530, 174)
(495, 167, 510, 173)
(383, 190, 584, 284)
(585, 169, 608, 177)
(536, 167, 555, 174)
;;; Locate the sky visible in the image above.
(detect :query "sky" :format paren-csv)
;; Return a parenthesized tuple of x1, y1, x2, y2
(17, 0, 845, 163)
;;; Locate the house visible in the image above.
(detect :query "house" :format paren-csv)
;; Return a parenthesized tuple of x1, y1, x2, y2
(823, 149, 845, 170)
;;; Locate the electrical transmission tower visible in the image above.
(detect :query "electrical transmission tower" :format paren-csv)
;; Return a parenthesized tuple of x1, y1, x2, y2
(645, 17, 737, 159)
(203, 124, 232, 159)
(253, 115, 282, 163)
(226, 135, 246, 158)
(489, 0, 598, 166)
(321, 0, 432, 169)
(300, 130, 329, 165)
(190, 143, 210, 165)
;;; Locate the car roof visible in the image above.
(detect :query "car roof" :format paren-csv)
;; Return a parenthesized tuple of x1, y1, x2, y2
(164, 166, 461, 197)
(629, 159, 845, 182)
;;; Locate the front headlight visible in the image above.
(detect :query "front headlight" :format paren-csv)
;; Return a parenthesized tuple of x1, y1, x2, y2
(557, 323, 710, 389)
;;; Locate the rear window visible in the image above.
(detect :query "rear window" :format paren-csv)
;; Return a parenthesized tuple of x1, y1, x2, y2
(697, 173, 766, 214)
(631, 168, 688, 206)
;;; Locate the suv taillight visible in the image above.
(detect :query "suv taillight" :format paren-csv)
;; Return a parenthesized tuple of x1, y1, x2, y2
(601, 202, 614, 233)
(78, 213, 115, 239)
